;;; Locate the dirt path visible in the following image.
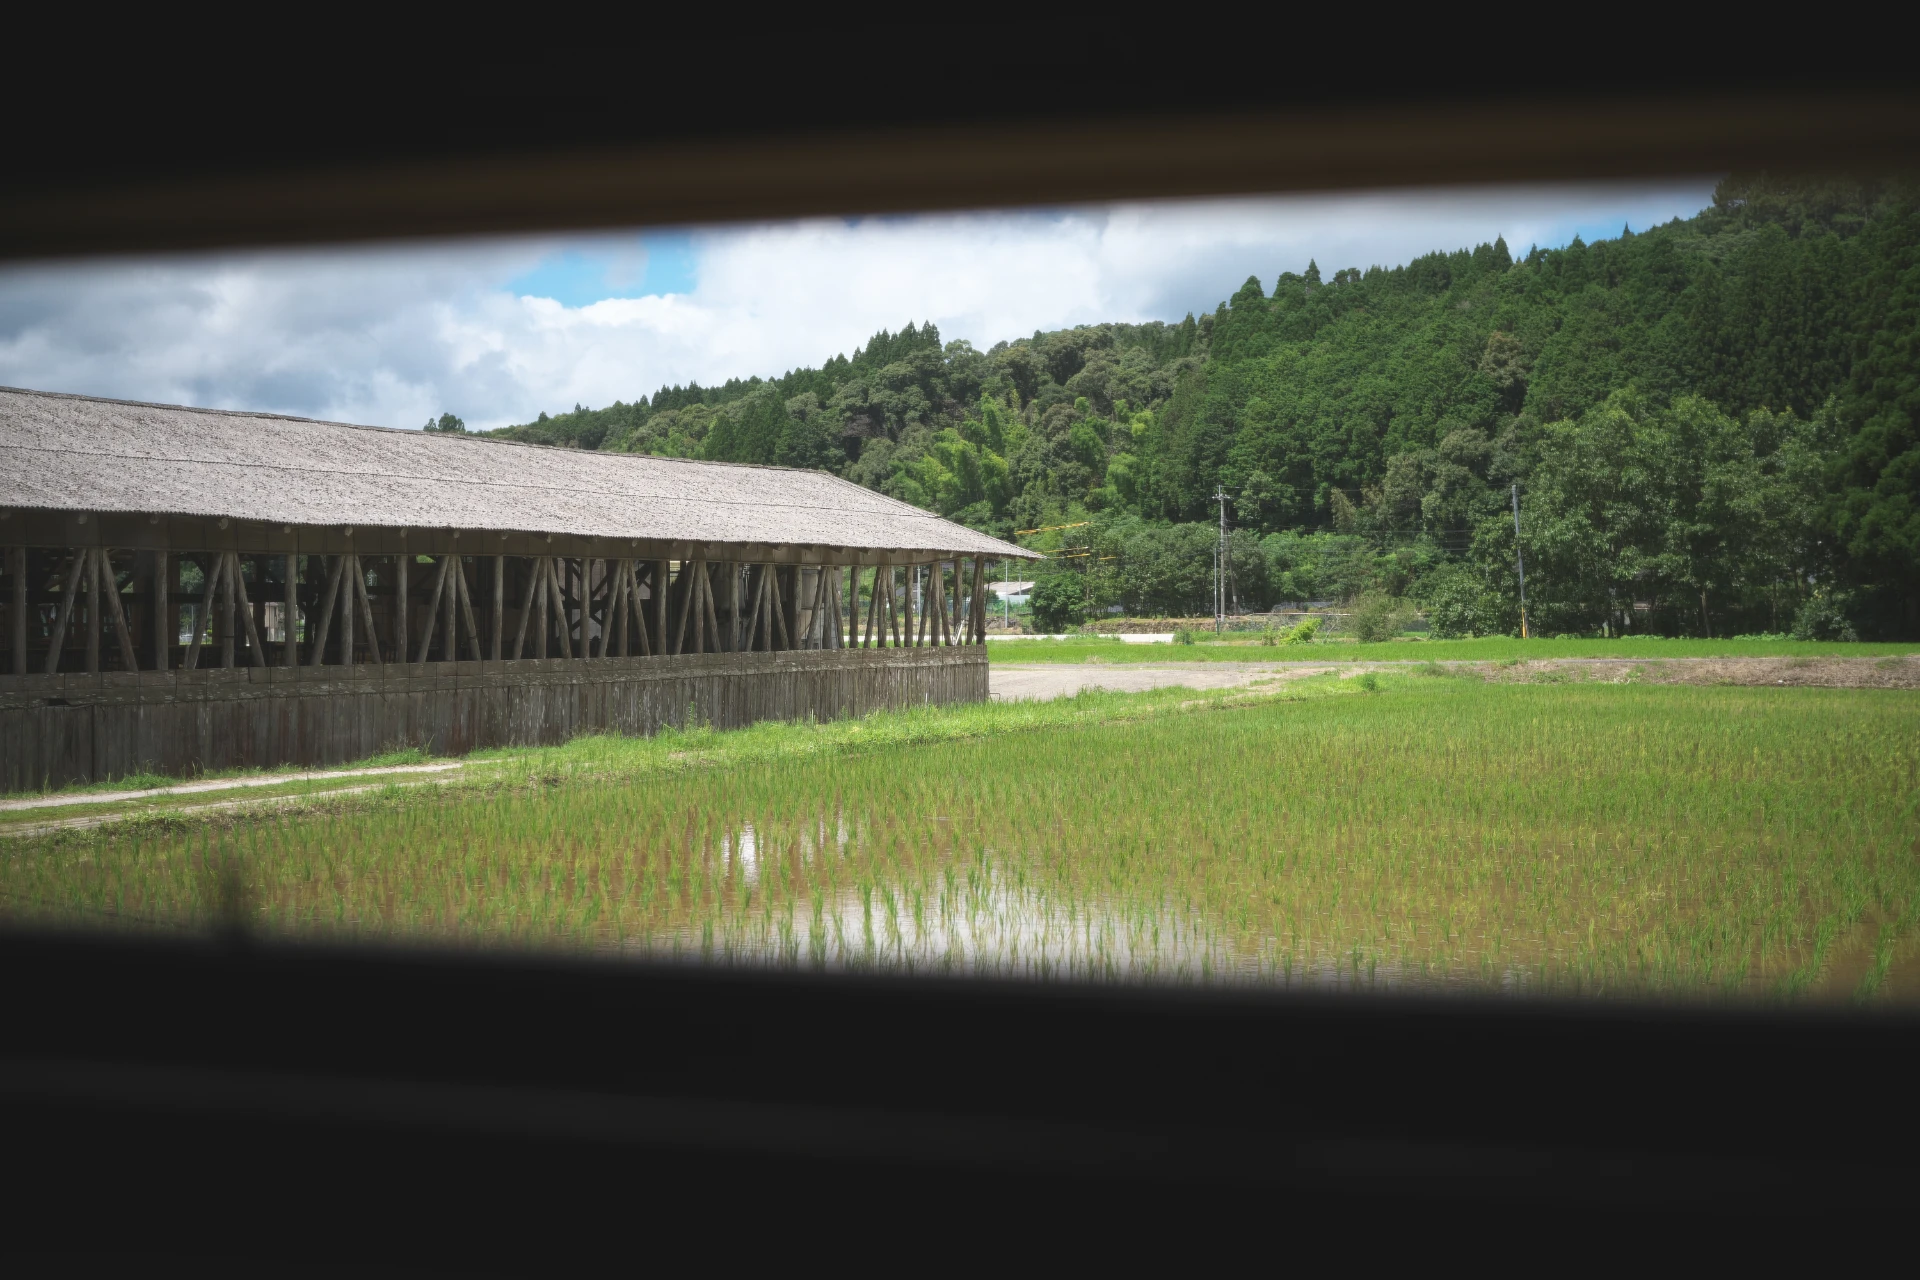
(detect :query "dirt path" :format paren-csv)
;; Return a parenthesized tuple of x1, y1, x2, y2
(991, 664, 1331, 700)
(990, 655, 1920, 701)
(0, 761, 466, 814)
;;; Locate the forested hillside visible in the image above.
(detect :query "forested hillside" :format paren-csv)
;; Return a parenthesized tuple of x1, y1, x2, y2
(486, 175, 1920, 639)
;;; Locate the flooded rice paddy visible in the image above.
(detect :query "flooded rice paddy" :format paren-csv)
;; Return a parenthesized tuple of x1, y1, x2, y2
(6, 679, 1918, 1001)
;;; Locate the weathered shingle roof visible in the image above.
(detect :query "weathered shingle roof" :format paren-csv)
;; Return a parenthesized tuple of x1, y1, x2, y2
(0, 387, 1037, 559)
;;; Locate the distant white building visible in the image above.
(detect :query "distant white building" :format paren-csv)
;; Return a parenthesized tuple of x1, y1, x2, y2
(990, 580, 1034, 605)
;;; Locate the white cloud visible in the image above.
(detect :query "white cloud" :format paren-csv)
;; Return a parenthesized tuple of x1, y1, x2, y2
(0, 181, 1717, 432)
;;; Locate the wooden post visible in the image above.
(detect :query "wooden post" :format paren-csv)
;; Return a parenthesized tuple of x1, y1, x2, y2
(350, 559, 383, 666)
(149, 550, 169, 672)
(851, 566, 863, 649)
(825, 568, 842, 649)
(492, 555, 504, 661)
(729, 563, 743, 653)
(79, 547, 101, 675)
(860, 565, 877, 649)
(82, 548, 102, 675)
(817, 571, 833, 652)
(742, 565, 765, 652)
(411, 554, 449, 666)
(698, 562, 713, 654)
(442, 556, 458, 663)
(773, 565, 794, 651)
(667, 563, 689, 656)
(10, 546, 26, 676)
(704, 563, 724, 654)
(453, 559, 480, 662)
(278, 553, 295, 667)
(542, 558, 569, 659)
(628, 562, 651, 656)
(901, 565, 915, 648)
(510, 557, 539, 660)
(394, 553, 409, 667)
(574, 559, 589, 657)
(43, 550, 90, 676)
(216, 552, 235, 671)
(337, 554, 355, 668)
(606, 559, 627, 658)
(930, 566, 947, 647)
(888, 566, 903, 648)
(305, 554, 340, 667)
(531, 558, 549, 660)
(919, 566, 934, 647)
(972, 558, 983, 643)
(648, 559, 666, 657)
(187, 553, 228, 672)
(229, 553, 266, 667)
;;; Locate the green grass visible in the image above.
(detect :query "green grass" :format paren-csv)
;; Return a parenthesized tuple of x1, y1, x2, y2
(4, 675, 1916, 1002)
(988, 634, 1920, 664)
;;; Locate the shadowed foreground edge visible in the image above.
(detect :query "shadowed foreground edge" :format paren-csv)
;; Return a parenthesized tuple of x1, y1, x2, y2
(1, 928, 1913, 1259)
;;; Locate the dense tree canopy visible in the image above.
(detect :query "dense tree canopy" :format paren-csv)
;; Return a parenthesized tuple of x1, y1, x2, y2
(483, 176, 1920, 638)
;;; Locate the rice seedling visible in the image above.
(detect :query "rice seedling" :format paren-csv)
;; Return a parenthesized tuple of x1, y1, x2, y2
(3, 677, 1915, 1003)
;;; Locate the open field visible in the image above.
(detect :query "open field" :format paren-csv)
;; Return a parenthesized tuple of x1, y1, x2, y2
(4, 673, 1915, 1004)
(991, 655, 1920, 701)
(988, 635, 1920, 663)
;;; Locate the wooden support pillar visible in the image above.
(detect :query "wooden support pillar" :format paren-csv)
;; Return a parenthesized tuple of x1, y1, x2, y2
(861, 565, 878, 649)
(492, 555, 504, 661)
(353, 555, 384, 666)
(279, 553, 296, 667)
(729, 563, 743, 653)
(394, 554, 409, 667)
(704, 563, 723, 654)
(649, 559, 666, 657)
(573, 559, 589, 657)
(441, 556, 457, 662)
(848, 567, 858, 649)
(43, 550, 87, 676)
(453, 558, 479, 663)
(216, 551, 233, 669)
(637, 564, 660, 656)
(99, 549, 136, 671)
(533, 558, 550, 659)
(334, 554, 353, 668)
(971, 557, 986, 643)
(82, 548, 102, 675)
(902, 565, 916, 648)
(183, 553, 220, 672)
(889, 566, 903, 648)
(229, 553, 266, 668)
(10, 546, 26, 676)
(545, 558, 572, 660)
(509, 556, 536, 660)
(410, 554, 448, 666)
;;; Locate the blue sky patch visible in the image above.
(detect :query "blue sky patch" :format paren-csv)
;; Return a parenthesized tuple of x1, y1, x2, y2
(507, 232, 699, 305)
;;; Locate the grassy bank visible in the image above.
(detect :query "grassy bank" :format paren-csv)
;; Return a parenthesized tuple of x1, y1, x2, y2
(5, 673, 1915, 1002)
(989, 635, 1920, 663)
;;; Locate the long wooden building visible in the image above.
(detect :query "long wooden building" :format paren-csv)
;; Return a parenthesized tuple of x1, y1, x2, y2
(0, 386, 1037, 788)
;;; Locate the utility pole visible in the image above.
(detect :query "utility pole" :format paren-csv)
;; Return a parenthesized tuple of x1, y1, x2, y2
(1213, 485, 1229, 635)
(1511, 483, 1529, 640)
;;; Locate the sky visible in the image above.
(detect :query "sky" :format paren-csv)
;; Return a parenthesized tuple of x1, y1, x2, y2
(0, 180, 1718, 433)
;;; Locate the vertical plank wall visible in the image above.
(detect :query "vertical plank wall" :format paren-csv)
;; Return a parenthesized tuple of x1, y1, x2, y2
(0, 648, 987, 789)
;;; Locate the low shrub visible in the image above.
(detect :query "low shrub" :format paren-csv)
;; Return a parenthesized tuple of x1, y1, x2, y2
(1349, 595, 1414, 643)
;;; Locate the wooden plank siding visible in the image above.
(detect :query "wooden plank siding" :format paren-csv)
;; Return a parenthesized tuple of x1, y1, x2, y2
(0, 647, 986, 789)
